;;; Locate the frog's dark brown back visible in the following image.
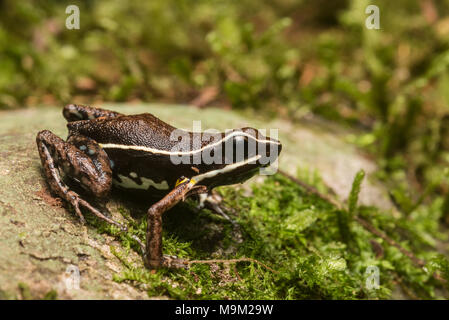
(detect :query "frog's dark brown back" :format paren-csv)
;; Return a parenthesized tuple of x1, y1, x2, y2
(67, 113, 180, 151)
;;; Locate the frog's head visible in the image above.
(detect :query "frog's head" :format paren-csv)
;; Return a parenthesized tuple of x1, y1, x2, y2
(193, 127, 282, 188)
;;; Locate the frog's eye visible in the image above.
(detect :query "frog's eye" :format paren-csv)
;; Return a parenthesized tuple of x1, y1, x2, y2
(232, 135, 249, 162)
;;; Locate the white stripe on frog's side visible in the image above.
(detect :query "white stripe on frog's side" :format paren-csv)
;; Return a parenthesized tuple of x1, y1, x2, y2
(113, 174, 169, 191)
(192, 154, 262, 183)
(99, 131, 280, 156)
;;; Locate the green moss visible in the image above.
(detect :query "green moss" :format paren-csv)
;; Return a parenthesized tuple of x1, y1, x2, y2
(17, 282, 32, 300)
(85, 170, 449, 299)
(43, 290, 58, 300)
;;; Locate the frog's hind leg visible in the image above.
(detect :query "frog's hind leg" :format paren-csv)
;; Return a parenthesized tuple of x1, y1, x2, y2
(63, 104, 123, 122)
(36, 130, 124, 229)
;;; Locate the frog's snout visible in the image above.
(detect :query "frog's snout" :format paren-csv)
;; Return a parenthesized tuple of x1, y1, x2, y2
(238, 127, 281, 166)
(263, 137, 282, 165)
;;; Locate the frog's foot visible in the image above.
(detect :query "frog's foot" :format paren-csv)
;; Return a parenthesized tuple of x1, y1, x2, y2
(66, 191, 126, 230)
(196, 193, 208, 210)
(198, 192, 243, 244)
(144, 255, 188, 270)
(200, 192, 238, 226)
(161, 255, 189, 269)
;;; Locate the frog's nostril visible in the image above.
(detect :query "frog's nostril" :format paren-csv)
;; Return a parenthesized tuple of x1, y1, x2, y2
(260, 141, 282, 167)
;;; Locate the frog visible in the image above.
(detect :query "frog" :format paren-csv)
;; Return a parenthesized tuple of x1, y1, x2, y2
(36, 104, 282, 269)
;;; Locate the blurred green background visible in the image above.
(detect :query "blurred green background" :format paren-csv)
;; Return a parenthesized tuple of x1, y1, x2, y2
(2, 0, 449, 213)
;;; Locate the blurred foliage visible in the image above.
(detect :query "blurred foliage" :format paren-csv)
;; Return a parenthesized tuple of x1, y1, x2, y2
(2, 1, 449, 178)
(2, 0, 449, 299)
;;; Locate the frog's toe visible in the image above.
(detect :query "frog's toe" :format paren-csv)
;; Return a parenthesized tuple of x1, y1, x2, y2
(196, 193, 208, 210)
(66, 191, 86, 224)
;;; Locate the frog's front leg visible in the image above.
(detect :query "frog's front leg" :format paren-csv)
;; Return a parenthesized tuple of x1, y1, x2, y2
(145, 179, 207, 269)
(36, 130, 123, 229)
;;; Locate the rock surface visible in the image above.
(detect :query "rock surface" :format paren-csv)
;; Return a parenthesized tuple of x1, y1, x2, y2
(0, 104, 391, 299)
